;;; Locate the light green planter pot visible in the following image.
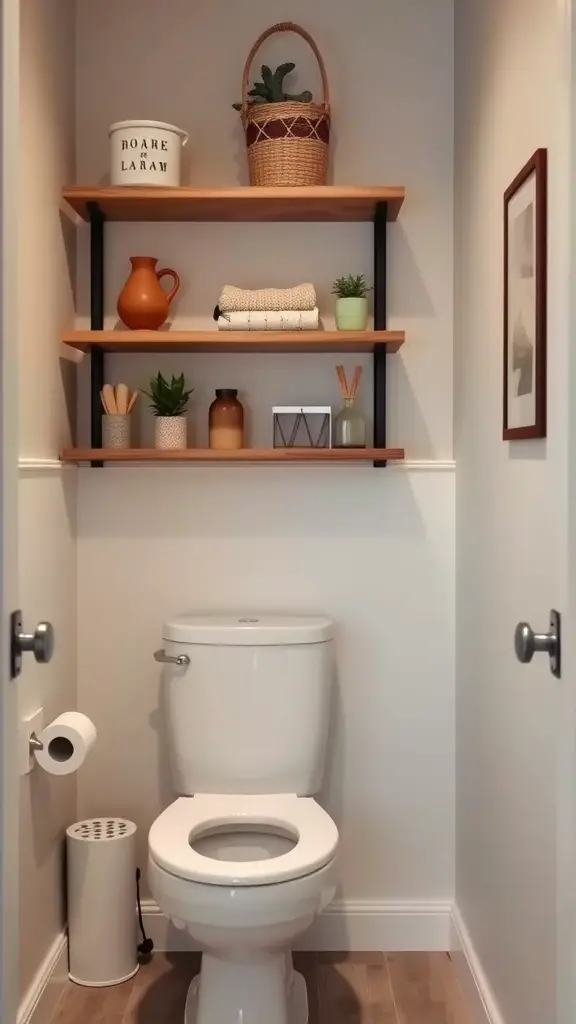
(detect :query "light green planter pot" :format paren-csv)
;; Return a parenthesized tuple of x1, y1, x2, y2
(335, 296, 369, 331)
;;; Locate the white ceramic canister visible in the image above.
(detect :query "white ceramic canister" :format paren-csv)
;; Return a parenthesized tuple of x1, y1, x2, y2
(109, 120, 188, 187)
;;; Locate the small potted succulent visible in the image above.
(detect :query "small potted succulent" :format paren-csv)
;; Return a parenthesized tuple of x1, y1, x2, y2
(332, 275, 371, 331)
(142, 372, 193, 449)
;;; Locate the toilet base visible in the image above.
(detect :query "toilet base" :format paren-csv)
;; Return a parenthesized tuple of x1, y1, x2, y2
(184, 953, 308, 1024)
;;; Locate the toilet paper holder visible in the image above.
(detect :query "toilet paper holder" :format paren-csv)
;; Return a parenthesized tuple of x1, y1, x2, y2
(21, 710, 97, 776)
(29, 732, 43, 753)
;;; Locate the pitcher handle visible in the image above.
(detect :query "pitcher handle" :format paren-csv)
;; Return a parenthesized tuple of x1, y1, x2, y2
(156, 267, 180, 305)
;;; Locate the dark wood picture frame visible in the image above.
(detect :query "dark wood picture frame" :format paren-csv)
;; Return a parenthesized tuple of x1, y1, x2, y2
(503, 148, 547, 440)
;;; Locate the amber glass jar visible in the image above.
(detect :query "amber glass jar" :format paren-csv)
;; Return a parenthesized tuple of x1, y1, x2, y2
(209, 389, 244, 449)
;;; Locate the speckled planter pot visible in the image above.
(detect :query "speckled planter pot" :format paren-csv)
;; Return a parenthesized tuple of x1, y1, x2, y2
(102, 414, 131, 449)
(154, 416, 187, 449)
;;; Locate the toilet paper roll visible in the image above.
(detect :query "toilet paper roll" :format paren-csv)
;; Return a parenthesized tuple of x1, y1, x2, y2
(35, 712, 97, 776)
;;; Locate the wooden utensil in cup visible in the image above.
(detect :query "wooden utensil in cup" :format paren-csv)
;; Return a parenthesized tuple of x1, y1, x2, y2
(102, 384, 117, 414)
(115, 383, 129, 414)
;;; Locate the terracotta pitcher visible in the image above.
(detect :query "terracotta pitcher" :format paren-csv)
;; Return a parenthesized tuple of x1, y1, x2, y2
(117, 257, 180, 330)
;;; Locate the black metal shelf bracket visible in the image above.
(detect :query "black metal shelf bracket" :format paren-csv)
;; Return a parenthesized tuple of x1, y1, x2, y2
(88, 201, 105, 467)
(373, 201, 388, 467)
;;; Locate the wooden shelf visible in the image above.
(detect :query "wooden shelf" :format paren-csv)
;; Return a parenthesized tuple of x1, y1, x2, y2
(65, 183, 406, 467)
(62, 186, 405, 223)
(62, 329, 405, 355)
(60, 447, 405, 464)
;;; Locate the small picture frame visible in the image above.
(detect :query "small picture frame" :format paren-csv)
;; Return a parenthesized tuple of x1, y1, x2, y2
(503, 148, 547, 440)
(272, 407, 332, 449)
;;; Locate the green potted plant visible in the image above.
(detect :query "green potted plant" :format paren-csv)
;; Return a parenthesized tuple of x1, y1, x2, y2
(332, 275, 371, 331)
(232, 61, 312, 110)
(142, 372, 193, 450)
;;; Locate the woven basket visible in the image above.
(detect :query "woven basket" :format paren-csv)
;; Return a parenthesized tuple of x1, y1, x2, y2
(240, 22, 331, 187)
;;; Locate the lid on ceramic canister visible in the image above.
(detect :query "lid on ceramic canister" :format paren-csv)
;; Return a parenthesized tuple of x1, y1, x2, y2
(162, 614, 334, 646)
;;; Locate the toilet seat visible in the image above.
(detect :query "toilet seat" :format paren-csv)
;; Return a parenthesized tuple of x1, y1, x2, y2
(148, 795, 338, 887)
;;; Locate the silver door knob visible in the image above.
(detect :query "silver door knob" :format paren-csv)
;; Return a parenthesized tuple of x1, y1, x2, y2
(17, 621, 55, 663)
(10, 611, 54, 679)
(514, 609, 561, 678)
(154, 649, 190, 667)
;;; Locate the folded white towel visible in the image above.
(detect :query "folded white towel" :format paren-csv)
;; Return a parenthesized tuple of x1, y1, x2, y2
(217, 307, 319, 331)
(219, 283, 317, 313)
(217, 308, 320, 331)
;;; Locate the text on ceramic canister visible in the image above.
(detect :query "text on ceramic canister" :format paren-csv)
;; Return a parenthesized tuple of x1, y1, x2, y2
(121, 136, 169, 172)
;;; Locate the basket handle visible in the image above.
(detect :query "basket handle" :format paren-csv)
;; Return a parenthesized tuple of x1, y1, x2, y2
(241, 22, 330, 120)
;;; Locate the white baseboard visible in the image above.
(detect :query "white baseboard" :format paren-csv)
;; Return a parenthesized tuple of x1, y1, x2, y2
(142, 899, 452, 953)
(17, 933, 68, 1024)
(450, 907, 505, 1024)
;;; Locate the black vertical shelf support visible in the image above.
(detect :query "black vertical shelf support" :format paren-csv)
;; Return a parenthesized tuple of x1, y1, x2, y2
(373, 201, 388, 467)
(88, 201, 105, 467)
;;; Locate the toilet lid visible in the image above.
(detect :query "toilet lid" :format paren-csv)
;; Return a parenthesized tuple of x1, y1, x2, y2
(148, 795, 338, 886)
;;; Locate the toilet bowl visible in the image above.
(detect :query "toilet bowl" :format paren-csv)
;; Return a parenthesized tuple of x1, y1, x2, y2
(149, 614, 338, 1024)
(149, 796, 338, 1024)
(149, 795, 338, 885)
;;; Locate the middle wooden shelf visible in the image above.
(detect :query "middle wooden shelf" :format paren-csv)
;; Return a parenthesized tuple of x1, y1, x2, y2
(62, 329, 405, 355)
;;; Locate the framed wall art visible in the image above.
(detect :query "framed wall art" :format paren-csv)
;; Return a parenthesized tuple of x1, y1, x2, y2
(503, 148, 547, 440)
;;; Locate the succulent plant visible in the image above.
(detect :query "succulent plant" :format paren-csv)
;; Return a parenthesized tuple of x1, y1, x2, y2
(233, 62, 312, 110)
(142, 372, 193, 417)
(332, 275, 372, 299)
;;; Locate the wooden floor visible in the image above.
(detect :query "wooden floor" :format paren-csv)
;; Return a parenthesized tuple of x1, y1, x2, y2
(50, 951, 473, 1024)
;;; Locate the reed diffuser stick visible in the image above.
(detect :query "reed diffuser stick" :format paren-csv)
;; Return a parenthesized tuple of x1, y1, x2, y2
(350, 365, 362, 400)
(335, 364, 363, 400)
(336, 364, 348, 398)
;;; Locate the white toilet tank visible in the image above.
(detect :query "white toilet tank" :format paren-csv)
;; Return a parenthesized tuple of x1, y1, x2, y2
(161, 614, 334, 797)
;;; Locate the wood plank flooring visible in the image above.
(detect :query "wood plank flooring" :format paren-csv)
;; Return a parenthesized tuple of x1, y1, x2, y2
(50, 952, 473, 1024)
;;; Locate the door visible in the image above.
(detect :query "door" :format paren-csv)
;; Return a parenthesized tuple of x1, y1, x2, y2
(454, 3, 576, 1023)
(0, 1, 20, 1020)
(559, 6, 576, 1019)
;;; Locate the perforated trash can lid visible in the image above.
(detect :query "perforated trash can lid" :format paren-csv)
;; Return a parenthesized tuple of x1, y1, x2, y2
(67, 817, 136, 842)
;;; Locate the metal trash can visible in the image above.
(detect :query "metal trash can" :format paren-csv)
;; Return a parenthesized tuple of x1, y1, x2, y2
(66, 817, 138, 986)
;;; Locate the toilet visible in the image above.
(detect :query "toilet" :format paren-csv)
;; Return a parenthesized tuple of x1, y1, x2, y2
(148, 614, 339, 1024)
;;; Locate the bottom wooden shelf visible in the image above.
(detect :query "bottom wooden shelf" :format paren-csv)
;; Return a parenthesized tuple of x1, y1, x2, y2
(60, 447, 405, 464)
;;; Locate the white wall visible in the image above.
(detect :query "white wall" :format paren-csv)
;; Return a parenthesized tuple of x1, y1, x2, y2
(77, 467, 455, 908)
(18, 0, 77, 1001)
(75, 0, 456, 914)
(454, 1, 571, 1022)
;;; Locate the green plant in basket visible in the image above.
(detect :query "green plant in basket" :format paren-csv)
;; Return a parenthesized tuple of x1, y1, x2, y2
(233, 62, 312, 110)
(331, 275, 372, 299)
(142, 372, 193, 417)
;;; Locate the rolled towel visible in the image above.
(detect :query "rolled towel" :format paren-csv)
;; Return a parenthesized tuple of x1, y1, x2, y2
(217, 308, 320, 331)
(219, 283, 317, 313)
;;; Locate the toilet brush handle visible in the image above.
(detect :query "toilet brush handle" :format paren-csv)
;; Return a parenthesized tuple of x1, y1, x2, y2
(154, 649, 190, 667)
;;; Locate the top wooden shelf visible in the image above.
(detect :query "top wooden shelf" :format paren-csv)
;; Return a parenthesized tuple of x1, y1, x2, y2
(61, 186, 405, 224)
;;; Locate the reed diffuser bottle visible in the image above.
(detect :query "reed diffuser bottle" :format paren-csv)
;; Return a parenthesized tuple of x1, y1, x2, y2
(333, 365, 367, 448)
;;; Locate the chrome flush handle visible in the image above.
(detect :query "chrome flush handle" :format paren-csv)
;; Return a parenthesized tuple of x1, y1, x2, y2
(154, 649, 190, 667)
